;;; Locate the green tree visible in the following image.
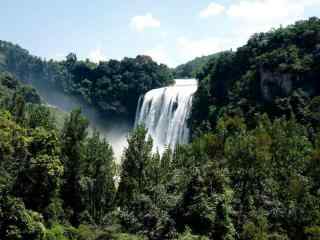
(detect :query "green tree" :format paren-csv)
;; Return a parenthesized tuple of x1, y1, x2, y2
(12, 127, 63, 215)
(26, 104, 55, 130)
(60, 108, 89, 226)
(81, 130, 116, 224)
(0, 193, 46, 240)
(117, 125, 153, 207)
(11, 93, 26, 124)
(174, 166, 235, 239)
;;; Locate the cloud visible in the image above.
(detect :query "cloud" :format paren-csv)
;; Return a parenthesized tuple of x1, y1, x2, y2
(216, 0, 320, 50)
(225, 0, 320, 35)
(143, 0, 320, 66)
(89, 48, 107, 63)
(227, 0, 303, 24)
(176, 37, 235, 61)
(200, 2, 225, 18)
(130, 13, 161, 32)
(144, 46, 171, 65)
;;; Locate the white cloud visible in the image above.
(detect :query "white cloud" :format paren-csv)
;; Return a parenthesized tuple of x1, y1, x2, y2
(141, 0, 320, 66)
(89, 48, 107, 63)
(193, 0, 311, 64)
(130, 13, 161, 32)
(200, 2, 225, 18)
(211, 0, 320, 54)
(292, 0, 320, 7)
(144, 46, 171, 65)
(176, 37, 237, 61)
(225, 0, 320, 35)
(227, 0, 303, 24)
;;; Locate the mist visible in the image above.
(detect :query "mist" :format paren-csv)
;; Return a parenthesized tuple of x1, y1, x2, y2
(33, 82, 131, 162)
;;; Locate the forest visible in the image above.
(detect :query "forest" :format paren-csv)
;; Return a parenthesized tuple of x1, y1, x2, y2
(1, 17, 320, 240)
(173, 53, 220, 79)
(0, 42, 173, 118)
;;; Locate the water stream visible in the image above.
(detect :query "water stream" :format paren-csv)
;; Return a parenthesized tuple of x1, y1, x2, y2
(134, 79, 197, 154)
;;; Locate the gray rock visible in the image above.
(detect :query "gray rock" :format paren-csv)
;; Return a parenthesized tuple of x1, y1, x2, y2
(260, 68, 293, 102)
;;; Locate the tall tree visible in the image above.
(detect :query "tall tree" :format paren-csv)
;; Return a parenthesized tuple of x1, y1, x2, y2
(173, 163, 235, 239)
(117, 125, 153, 207)
(81, 130, 116, 224)
(60, 108, 89, 226)
(12, 127, 63, 214)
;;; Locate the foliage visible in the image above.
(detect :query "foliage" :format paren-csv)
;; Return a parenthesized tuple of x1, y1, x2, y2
(173, 53, 221, 79)
(81, 130, 116, 224)
(0, 194, 46, 240)
(0, 41, 174, 118)
(60, 109, 89, 225)
(191, 17, 320, 134)
(117, 125, 153, 207)
(0, 73, 118, 239)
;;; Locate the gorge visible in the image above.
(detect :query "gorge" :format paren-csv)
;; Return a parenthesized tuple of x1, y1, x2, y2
(38, 79, 198, 158)
(1, 16, 320, 240)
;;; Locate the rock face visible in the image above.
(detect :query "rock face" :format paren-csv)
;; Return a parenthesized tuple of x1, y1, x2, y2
(260, 67, 320, 103)
(260, 68, 293, 102)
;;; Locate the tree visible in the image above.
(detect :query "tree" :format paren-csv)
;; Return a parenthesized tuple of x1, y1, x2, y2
(0, 193, 46, 240)
(12, 127, 63, 214)
(81, 130, 116, 224)
(17, 85, 41, 104)
(11, 93, 26, 124)
(60, 108, 89, 226)
(117, 125, 153, 207)
(65, 53, 77, 71)
(173, 165, 235, 239)
(242, 211, 289, 240)
(26, 104, 55, 130)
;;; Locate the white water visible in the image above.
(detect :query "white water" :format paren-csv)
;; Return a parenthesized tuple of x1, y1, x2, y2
(135, 79, 198, 154)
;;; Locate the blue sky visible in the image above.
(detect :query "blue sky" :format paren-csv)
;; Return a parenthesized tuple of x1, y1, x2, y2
(1, 0, 319, 67)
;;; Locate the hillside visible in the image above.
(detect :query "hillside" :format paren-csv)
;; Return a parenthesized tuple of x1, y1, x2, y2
(0, 41, 173, 119)
(191, 17, 320, 134)
(173, 53, 220, 78)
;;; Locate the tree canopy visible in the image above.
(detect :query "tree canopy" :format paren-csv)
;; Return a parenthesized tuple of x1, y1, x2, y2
(0, 41, 173, 118)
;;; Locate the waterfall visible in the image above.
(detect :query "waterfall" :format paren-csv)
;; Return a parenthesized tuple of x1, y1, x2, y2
(135, 79, 198, 154)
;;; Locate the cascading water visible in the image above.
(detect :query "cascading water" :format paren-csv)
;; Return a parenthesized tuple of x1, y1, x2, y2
(135, 79, 198, 154)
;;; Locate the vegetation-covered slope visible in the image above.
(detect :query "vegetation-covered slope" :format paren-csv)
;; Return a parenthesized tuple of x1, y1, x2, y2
(191, 17, 320, 134)
(0, 73, 118, 239)
(173, 53, 220, 79)
(0, 72, 210, 240)
(0, 41, 173, 118)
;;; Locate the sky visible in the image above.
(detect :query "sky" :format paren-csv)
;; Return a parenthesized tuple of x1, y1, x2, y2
(1, 0, 319, 67)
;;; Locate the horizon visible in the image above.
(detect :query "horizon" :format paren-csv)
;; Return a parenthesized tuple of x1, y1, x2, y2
(1, 0, 319, 67)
